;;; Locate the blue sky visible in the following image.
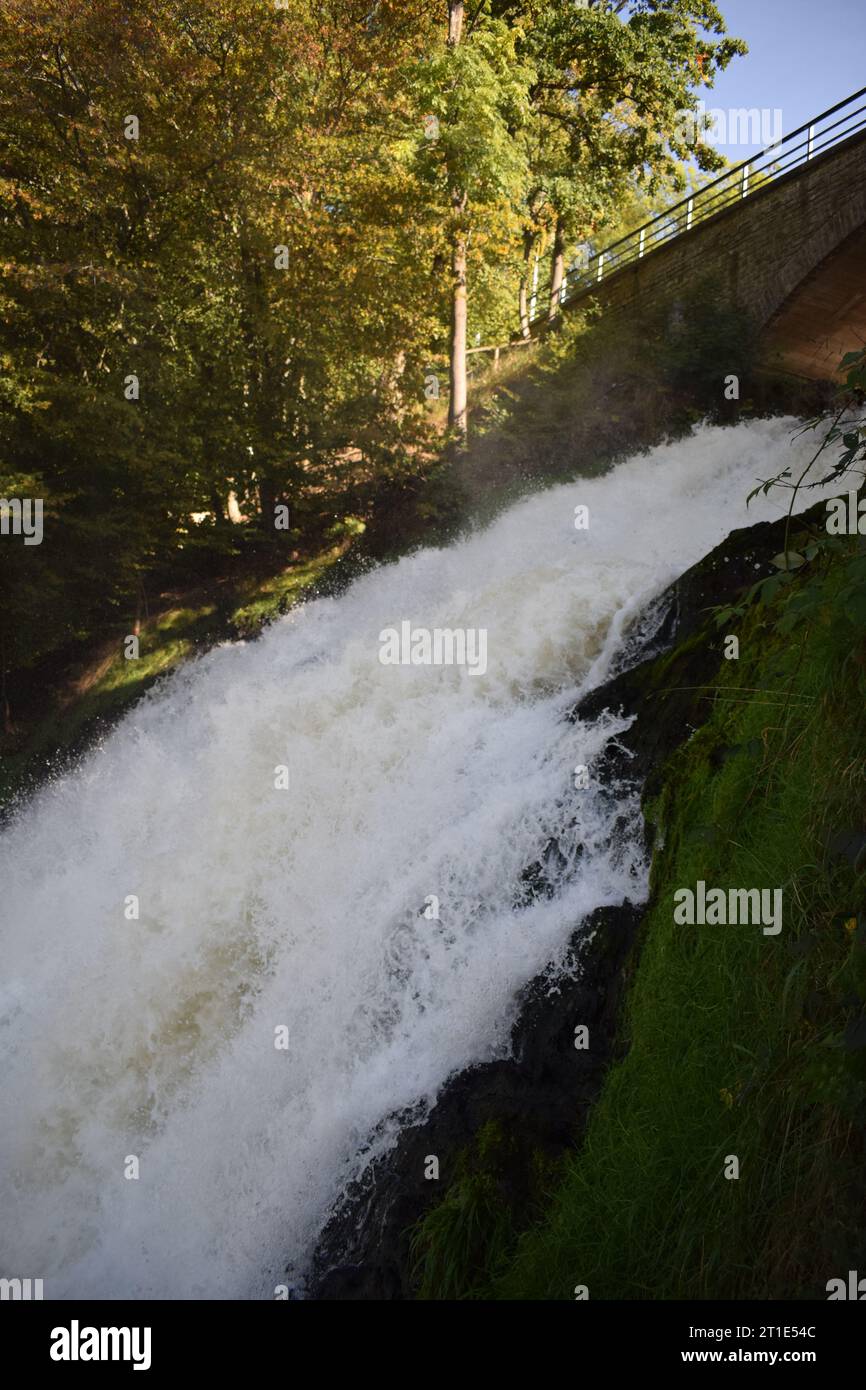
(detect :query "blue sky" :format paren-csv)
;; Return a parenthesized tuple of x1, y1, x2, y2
(700, 0, 866, 160)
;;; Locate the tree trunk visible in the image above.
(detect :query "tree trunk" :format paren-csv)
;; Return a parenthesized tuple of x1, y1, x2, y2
(378, 350, 406, 424)
(446, 2, 467, 441)
(237, 217, 284, 534)
(548, 215, 566, 322)
(518, 227, 534, 339)
(258, 474, 277, 531)
(448, 0, 464, 45)
(448, 217, 468, 439)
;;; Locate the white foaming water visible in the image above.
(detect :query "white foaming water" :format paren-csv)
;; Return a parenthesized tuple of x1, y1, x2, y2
(0, 418, 833, 1298)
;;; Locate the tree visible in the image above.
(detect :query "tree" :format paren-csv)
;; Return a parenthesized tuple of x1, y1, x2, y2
(414, 2, 534, 438)
(512, 0, 746, 328)
(0, 0, 441, 712)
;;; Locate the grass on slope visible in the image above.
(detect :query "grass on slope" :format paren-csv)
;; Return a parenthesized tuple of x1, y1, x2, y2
(487, 553, 866, 1300)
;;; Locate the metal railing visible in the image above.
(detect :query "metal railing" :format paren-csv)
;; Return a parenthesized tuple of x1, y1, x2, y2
(528, 84, 866, 332)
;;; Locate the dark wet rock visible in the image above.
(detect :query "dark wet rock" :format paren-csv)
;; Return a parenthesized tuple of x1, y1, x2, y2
(308, 899, 642, 1301)
(572, 504, 824, 796)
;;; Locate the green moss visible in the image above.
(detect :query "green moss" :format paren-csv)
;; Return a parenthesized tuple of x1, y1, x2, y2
(485, 551, 866, 1300)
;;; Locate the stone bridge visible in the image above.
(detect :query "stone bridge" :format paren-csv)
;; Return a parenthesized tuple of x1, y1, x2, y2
(537, 89, 866, 381)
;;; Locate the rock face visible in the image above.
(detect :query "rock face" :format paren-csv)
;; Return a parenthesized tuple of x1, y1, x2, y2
(305, 506, 818, 1300)
(308, 899, 644, 1301)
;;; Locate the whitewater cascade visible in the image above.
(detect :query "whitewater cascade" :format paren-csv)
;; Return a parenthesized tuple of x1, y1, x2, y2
(0, 418, 839, 1299)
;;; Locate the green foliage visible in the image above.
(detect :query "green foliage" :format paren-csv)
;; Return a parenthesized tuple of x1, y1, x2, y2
(409, 1120, 558, 1300)
(482, 554, 866, 1299)
(711, 348, 866, 629)
(415, 21, 534, 208)
(0, 0, 441, 705)
(510, 0, 746, 319)
(0, 0, 748, 727)
(411, 1170, 515, 1302)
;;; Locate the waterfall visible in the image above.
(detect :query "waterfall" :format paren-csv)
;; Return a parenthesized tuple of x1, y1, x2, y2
(0, 417, 834, 1298)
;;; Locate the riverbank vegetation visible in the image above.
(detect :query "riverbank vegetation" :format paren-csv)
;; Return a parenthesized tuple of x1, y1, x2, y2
(490, 549, 866, 1299)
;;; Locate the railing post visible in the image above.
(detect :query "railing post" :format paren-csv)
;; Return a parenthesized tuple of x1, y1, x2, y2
(596, 252, 604, 282)
(686, 197, 694, 231)
(741, 163, 750, 198)
(638, 227, 645, 259)
(807, 124, 815, 160)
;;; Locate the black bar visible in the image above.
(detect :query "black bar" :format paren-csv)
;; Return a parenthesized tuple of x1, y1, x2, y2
(5, 1297, 865, 1373)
